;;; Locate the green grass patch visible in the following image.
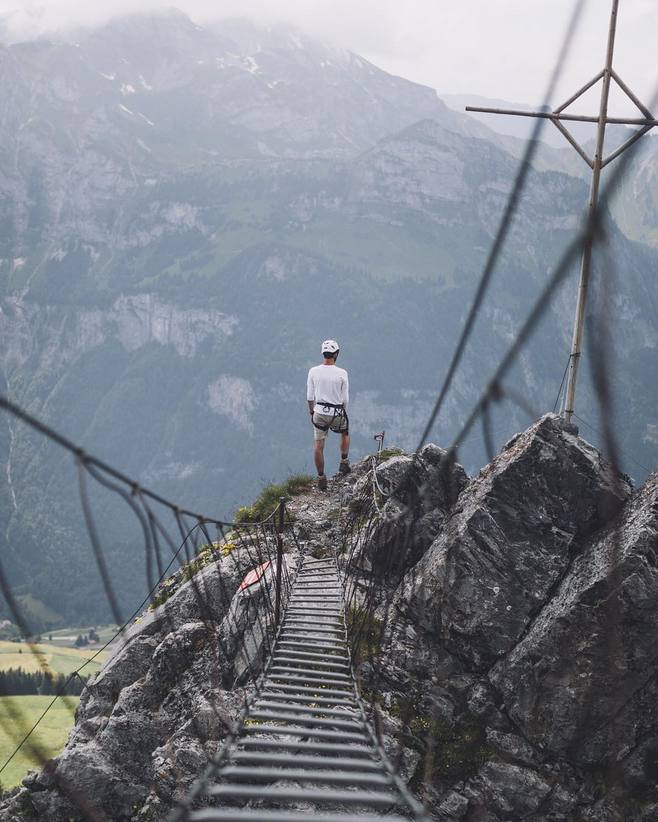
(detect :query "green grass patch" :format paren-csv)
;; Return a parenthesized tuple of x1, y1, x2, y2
(376, 447, 405, 461)
(234, 474, 314, 524)
(391, 695, 491, 784)
(0, 695, 78, 789)
(0, 641, 107, 678)
(148, 539, 238, 611)
(423, 716, 490, 783)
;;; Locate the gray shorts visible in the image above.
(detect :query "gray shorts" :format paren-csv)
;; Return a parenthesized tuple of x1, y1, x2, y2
(313, 411, 348, 441)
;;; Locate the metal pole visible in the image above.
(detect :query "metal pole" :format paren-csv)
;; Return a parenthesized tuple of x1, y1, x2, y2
(274, 497, 285, 627)
(563, 0, 619, 425)
(464, 106, 658, 127)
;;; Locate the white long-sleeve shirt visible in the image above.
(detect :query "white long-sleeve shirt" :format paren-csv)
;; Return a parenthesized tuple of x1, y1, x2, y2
(307, 364, 349, 412)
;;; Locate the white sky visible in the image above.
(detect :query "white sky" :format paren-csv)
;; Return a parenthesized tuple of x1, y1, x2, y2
(1, 1, 656, 115)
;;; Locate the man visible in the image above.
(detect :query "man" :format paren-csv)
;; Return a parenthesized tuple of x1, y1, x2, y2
(307, 339, 350, 491)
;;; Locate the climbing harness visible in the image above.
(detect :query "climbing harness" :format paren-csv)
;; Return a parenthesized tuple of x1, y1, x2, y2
(312, 402, 350, 435)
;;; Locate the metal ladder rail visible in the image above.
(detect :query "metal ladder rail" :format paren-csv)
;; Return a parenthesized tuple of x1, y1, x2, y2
(330, 552, 428, 821)
(190, 554, 423, 821)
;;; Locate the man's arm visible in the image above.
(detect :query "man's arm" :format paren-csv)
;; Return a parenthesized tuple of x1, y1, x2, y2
(343, 372, 349, 408)
(307, 370, 315, 416)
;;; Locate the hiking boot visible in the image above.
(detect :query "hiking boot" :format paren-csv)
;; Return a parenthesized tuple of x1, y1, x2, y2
(317, 474, 328, 491)
(339, 459, 351, 475)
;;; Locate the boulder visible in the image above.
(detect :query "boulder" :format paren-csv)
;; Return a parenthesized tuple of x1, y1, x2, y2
(397, 414, 630, 669)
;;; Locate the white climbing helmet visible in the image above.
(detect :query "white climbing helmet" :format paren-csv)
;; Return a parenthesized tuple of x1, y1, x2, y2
(321, 339, 339, 355)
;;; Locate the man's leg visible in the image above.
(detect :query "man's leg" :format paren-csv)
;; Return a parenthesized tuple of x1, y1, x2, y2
(314, 439, 326, 477)
(340, 432, 350, 461)
(339, 432, 351, 474)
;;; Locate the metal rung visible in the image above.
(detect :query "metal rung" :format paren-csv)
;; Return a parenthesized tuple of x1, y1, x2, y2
(269, 666, 350, 681)
(231, 751, 382, 771)
(282, 623, 344, 634)
(190, 811, 410, 822)
(278, 640, 347, 653)
(295, 586, 343, 592)
(297, 573, 339, 579)
(288, 604, 343, 611)
(237, 738, 373, 757)
(291, 588, 342, 593)
(280, 633, 346, 645)
(283, 632, 344, 639)
(208, 785, 398, 808)
(287, 605, 343, 612)
(243, 724, 367, 742)
(272, 649, 348, 662)
(292, 587, 341, 592)
(285, 607, 344, 614)
(276, 645, 347, 655)
(288, 602, 344, 608)
(281, 618, 343, 628)
(266, 676, 354, 691)
(276, 643, 346, 656)
(288, 597, 345, 613)
(217, 766, 391, 787)
(261, 682, 356, 699)
(283, 614, 345, 631)
(250, 709, 362, 732)
(273, 656, 350, 672)
(287, 607, 343, 615)
(284, 616, 342, 625)
(267, 676, 352, 691)
(260, 691, 357, 708)
(190, 812, 410, 822)
(253, 701, 359, 720)
(275, 651, 349, 665)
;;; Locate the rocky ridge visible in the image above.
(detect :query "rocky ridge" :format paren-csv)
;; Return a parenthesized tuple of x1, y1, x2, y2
(1, 413, 657, 821)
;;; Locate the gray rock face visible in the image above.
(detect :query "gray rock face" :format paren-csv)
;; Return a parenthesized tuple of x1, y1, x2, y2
(352, 443, 468, 581)
(490, 471, 658, 770)
(399, 415, 631, 669)
(354, 416, 656, 820)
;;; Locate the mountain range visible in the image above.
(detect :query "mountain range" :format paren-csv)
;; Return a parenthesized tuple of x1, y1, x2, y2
(1, 10, 657, 626)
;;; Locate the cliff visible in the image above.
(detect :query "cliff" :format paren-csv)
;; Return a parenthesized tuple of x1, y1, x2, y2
(1, 414, 656, 820)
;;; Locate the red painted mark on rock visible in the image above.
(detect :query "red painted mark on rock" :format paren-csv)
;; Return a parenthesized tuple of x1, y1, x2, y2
(239, 561, 271, 590)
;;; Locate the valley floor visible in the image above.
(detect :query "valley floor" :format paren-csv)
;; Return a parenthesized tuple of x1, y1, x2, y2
(0, 697, 79, 789)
